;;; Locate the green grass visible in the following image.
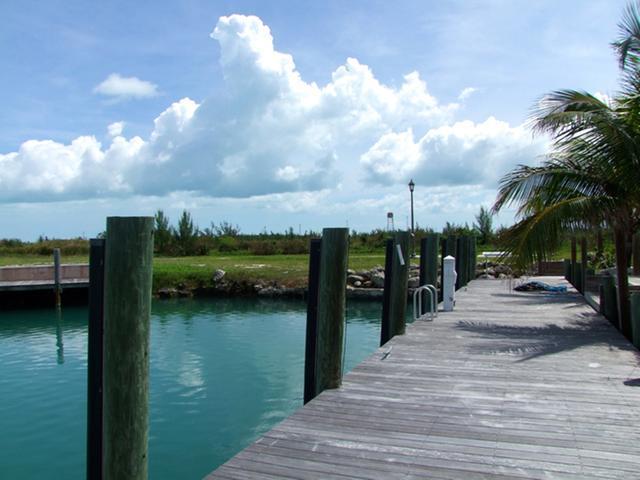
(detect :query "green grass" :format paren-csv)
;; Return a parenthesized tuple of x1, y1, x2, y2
(152, 253, 389, 290)
(0, 251, 389, 290)
(0, 254, 88, 266)
(3, 236, 611, 292)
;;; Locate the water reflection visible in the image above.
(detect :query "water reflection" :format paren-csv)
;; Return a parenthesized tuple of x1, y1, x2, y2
(0, 296, 385, 480)
(55, 309, 64, 365)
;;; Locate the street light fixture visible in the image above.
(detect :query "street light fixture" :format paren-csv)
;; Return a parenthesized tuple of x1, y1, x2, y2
(408, 179, 415, 257)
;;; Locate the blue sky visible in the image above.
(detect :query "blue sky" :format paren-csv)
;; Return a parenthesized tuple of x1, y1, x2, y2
(0, 0, 628, 240)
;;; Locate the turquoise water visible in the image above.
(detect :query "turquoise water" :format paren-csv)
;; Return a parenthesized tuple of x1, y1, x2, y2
(0, 298, 384, 479)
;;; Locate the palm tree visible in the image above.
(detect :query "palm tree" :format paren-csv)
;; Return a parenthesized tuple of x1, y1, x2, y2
(492, 1, 640, 339)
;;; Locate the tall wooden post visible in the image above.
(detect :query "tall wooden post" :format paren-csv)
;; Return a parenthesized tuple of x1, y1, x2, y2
(381, 239, 394, 345)
(462, 236, 469, 287)
(580, 237, 588, 294)
(381, 231, 410, 345)
(633, 233, 640, 276)
(563, 259, 571, 283)
(575, 263, 583, 295)
(455, 237, 463, 290)
(470, 236, 477, 281)
(419, 234, 439, 312)
(303, 238, 322, 404)
(439, 238, 446, 303)
(103, 217, 154, 480)
(570, 237, 577, 288)
(631, 293, 640, 349)
(602, 275, 618, 327)
(444, 235, 456, 257)
(53, 248, 61, 307)
(87, 239, 105, 480)
(314, 228, 349, 395)
(465, 236, 471, 285)
(441, 235, 456, 298)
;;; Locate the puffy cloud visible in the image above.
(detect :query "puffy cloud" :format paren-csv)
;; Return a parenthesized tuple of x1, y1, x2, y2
(0, 14, 540, 204)
(107, 121, 124, 137)
(458, 87, 477, 100)
(361, 117, 545, 187)
(93, 73, 159, 99)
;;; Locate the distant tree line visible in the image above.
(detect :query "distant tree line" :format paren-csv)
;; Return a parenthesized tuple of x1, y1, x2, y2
(0, 206, 511, 258)
(149, 206, 500, 257)
(153, 209, 317, 256)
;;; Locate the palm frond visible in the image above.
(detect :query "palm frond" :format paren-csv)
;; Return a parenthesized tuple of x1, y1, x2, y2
(492, 157, 610, 215)
(529, 90, 612, 136)
(498, 197, 609, 268)
(612, 1, 640, 70)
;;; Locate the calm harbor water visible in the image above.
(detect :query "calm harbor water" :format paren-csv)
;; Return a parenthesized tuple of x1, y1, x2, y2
(0, 297, 387, 479)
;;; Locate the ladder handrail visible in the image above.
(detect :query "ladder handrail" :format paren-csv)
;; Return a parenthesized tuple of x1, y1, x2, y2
(413, 284, 437, 322)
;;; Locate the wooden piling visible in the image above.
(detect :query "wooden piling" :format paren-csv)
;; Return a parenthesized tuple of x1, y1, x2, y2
(563, 259, 571, 282)
(444, 235, 456, 257)
(602, 275, 618, 327)
(455, 238, 462, 290)
(462, 236, 470, 286)
(381, 231, 410, 345)
(470, 236, 475, 281)
(575, 263, 583, 295)
(441, 235, 456, 299)
(570, 237, 577, 289)
(53, 248, 61, 307)
(633, 233, 640, 276)
(314, 228, 349, 395)
(467, 236, 474, 283)
(103, 217, 154, 480)
(87, 238, 105, 480)
(579, 237, 587, 294)
(303, 238, 322, 404)
(631, 293, 640, 349)
(468, 238, 473, 281)
(419, 234, 439, 313)
(381, 239, 394, 346)
(439, 238, 446, 303)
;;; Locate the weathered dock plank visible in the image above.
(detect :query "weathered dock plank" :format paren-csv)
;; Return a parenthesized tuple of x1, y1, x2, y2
(207, 277, 640, 479)
(0, 264, 89, 292)
(0, 278, 89, 292)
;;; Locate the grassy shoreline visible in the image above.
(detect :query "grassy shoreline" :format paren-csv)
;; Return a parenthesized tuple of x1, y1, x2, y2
(1, 238, 600, 295)
(0, 252, 389, 292)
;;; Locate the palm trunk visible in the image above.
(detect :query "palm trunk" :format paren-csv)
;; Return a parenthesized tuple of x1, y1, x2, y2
(614, 228, 632, 340)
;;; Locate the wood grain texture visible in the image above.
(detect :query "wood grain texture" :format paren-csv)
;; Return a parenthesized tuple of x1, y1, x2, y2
(315, 228, 349, 394)
(387, 231, 410, 340)
(103, 217, 154, 480)
(419, 233, 439, 312)
(207, 277, 640, 480)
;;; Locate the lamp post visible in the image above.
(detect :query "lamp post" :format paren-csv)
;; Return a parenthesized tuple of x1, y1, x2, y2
(408, 179, 415, 257)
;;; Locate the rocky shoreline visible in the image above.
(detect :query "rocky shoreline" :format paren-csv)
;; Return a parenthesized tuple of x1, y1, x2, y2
(156, 261, 516, 300)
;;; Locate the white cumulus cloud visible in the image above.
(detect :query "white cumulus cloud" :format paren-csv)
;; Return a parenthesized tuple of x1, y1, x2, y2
(94, 73, 159, 99)
(361, 117, 546, 187)
(107, 121, 124, 137)
(458, 87, 477, 100)
(0, 14, 541, 204)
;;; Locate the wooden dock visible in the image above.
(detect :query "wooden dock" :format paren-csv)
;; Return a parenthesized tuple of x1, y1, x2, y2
(207, 277, 640, 479)
(0, 264, 89, 292)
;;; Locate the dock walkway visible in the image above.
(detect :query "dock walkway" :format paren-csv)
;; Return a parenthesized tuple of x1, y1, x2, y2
(207, 277, 640, 479)
(0, 264, 88, 292)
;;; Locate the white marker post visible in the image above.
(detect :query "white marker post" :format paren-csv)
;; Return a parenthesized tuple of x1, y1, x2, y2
(443, 255, 457, 312)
